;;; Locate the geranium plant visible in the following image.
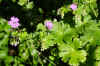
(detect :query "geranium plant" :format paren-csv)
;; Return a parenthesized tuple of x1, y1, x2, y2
(0, 0, 100, 66)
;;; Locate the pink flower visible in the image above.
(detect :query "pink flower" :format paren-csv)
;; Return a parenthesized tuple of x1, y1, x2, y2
(10, 16, 19, 22)
(70, 4, 77, 10)
(45, 20, 53, 30)
(8, 16, 20, 28)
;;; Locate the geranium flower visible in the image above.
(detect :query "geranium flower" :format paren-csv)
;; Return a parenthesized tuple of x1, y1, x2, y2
(8, 16, 20, 28)
(70, 4, 77, 10)
(45, 20, 53, 30)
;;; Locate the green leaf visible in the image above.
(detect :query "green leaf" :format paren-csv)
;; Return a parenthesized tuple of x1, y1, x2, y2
(52, 21, 70, 44)
(37, 23, 46, 31)
(18, 0, 27, 6)
(5, 56, 13, 64)
(19, 31, 28, 41)
(63, 28, 77, 43)
(32, 49, 38, 65)
(49, 56, 54, 61)
(41, 34, 55, 50)
(12, 0, 16, 3)
(73, 38, 82, 49)
(19, 49, 29, 60)
(0, 50, 7, 59)
(94, 47, 100, 61)
(26, 2, 34, 9)
(59, 44, 87, 66)
(38, 8, 44, 14)
(94, 61, 100, 66)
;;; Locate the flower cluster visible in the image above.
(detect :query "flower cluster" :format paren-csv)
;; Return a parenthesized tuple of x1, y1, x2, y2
(8, 16, 20, 28)
(45, 20, 53, 30)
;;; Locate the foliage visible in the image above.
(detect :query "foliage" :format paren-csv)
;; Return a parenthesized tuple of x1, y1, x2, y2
(0, 0, 100, 66)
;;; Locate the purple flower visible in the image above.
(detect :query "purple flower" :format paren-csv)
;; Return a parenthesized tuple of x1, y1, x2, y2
(70, 4, 77, 10)
(8, 16, 20, 28)
(10, 16, 19, 22)
(45, 20, 53, 30)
